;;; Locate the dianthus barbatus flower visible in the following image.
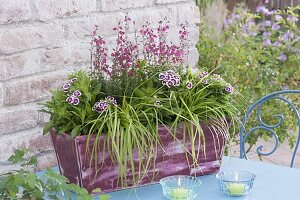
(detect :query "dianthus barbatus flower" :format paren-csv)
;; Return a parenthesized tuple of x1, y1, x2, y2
(73, 90, 82, 97)
(198, 71, 208, 79)
(92, 100, 109, 113)
(159, 70, 180, 88)
(225, 85, 234, 93)
(186, 81, 193, 89)
(106, 96, 117, 106)
(62, 83, 70, 91)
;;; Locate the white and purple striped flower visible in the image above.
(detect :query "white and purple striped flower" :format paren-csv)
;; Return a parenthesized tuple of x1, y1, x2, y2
(92, 100, 109, 113)
(198, 71, 208, 79)
(66, 96, 74, 104)
(62, 83, 71, 91)
(69, 77, 78, 83)
(159, 70, 180, 88)
(155, 100, 161, 107)
(73, 90, 82, 97)
(106, 96, 117, 106)
(73, 97, 80, 105)
(186, 81, 193, 89)
(225, 85, 234, 93)
(212, 74, 222, 81)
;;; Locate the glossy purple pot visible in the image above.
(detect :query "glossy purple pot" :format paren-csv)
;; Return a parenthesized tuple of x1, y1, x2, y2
(50, 124, 227, 193)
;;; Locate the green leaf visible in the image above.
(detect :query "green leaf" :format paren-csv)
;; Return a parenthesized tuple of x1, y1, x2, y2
(8, 149, 27, 164)
(71, 125, 82, 137)
(43, 121, 54, 134)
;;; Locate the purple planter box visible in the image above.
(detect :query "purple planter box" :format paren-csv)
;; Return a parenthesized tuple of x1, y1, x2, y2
(50, 124, 226, 193)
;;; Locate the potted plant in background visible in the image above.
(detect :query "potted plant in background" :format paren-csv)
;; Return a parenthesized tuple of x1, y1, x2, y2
(40, 16, 238, 193)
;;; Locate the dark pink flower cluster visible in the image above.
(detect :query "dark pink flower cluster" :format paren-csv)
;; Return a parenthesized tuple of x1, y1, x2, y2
(90, 16, 189, 77)
(140, 19, 184, 65)
(91, 26, 110, 77)
(111, 20, 138, 74)
(159, 70, 180, 88)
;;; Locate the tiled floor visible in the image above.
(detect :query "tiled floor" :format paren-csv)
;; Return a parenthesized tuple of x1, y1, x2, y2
(230, 139, 300, 168)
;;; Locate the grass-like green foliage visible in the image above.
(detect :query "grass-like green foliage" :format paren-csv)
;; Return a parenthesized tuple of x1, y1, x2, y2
(0, 149, 110, 200)
(40, 17, 238, 188)
(197, 4, 300, 151)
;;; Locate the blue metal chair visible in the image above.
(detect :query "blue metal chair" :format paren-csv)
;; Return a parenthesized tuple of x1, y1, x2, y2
(239, 90, 300, 167)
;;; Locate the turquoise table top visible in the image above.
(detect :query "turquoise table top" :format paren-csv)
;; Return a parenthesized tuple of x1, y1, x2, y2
(105, 156, 300, 200)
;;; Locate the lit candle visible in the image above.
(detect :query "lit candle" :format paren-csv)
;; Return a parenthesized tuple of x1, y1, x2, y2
(171, 188, 189, 199)
(227, 183, 245, 196)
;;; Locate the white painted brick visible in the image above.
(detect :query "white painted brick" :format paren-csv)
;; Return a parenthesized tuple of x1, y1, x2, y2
(0, 50, 40, 81)
(187, 47, 199, 68)
(0, 83, 3, 107)
(0, 104, 40, 135)
(128, 7, 177, 30)
(35, 151, 57, 171)
(0, 22, 65, 54)
(0, 0, 32, 24)
(34, 0, 97, 21)
(3, 71, 67, 106)
(101, 0, 154, 11)
(0, 127, 53, 161)
(0, 46, 89, 81)
(177, 3, 200, 25)
(156, 0, 187, 4)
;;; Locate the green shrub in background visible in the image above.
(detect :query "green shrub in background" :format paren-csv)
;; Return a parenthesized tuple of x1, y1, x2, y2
(197, 3, 300, 152)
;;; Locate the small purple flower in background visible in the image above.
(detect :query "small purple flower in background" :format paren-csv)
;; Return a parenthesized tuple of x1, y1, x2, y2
(263, 31, 271, 37)
(186, 81, 193, 89)
(225, 85, 234, 93)
(73, 97, 80, 105)
(264, 20, 272, 27)
(263, 39, 271, 46)
(159, 70, 180, 88)
(62, 83, 70, 91)
(198, 71, 208, 79)
(278, 53, 287, 61)
(73, 90, 82, 97)
(265, 0, 269, 3)
(256, 5, 266, 13)
(273, 41, 282, 47)
(232, 13, 240, 19)
(275, 15, 283, 22)
(92, 100, 109, 113)
(287, 15, 299, 23)
(281, 30, 294, 42)
(66, 96, 74, 104)
(224, 18, 233, 26)
(272, 23, 281, 31)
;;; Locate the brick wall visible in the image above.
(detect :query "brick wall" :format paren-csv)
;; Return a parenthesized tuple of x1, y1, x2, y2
(0, 0, 200, 172)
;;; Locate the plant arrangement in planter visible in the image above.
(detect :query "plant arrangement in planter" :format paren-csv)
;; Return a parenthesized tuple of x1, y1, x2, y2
(40, 17, 238, 193)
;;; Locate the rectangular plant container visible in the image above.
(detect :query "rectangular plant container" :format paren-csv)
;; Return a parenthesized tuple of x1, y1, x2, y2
(50, 124, 227, 193)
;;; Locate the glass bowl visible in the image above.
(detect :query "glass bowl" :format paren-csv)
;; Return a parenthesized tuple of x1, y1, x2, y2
(159, 175, 202, 200)
(216, 171, 256, 196)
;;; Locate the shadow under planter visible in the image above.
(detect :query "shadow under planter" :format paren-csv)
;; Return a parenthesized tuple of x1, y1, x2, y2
(50, 123, 227, 193)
